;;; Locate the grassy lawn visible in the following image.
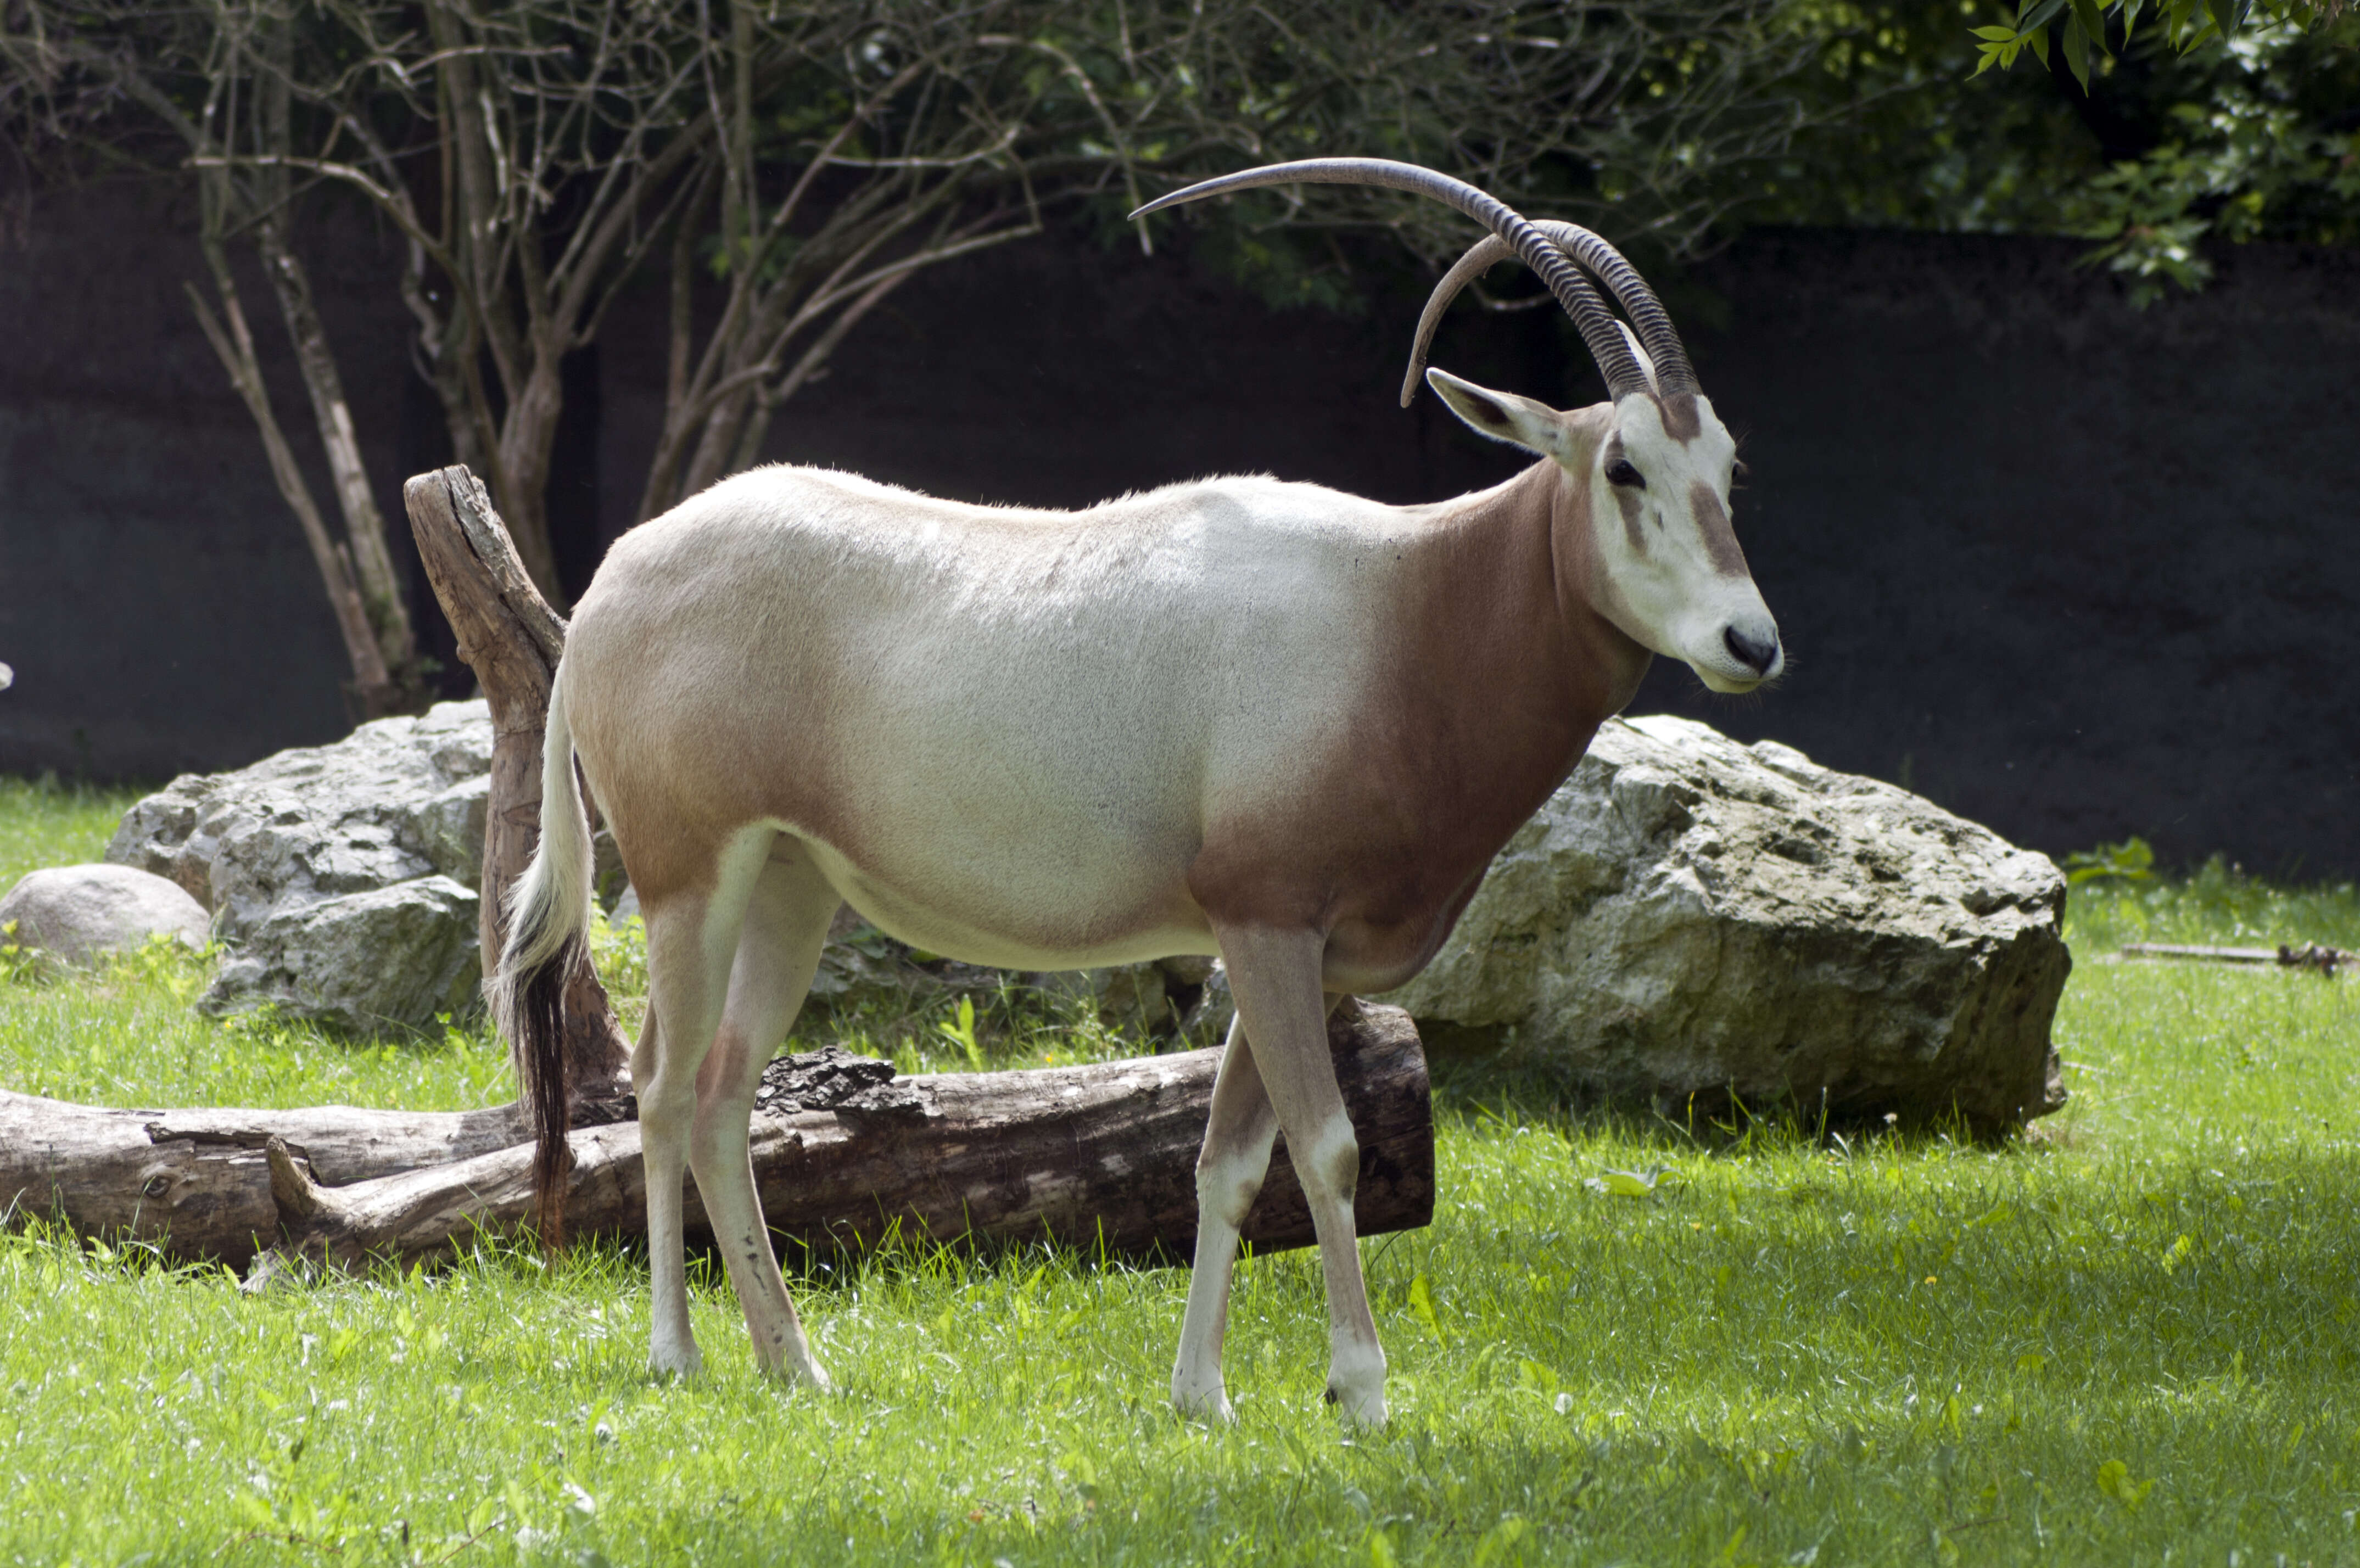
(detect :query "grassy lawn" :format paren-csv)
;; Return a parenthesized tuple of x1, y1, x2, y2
(4, 799, 2359, 1565)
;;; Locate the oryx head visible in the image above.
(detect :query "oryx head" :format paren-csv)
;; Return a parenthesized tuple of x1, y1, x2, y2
(1134, 161, 1782, 696)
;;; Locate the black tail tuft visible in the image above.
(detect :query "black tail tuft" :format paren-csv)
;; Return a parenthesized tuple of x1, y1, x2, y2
(514, 934, 580, 1250)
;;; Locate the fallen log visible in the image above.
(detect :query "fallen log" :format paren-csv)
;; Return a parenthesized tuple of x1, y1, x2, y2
(2, 1000, 1431, 1275)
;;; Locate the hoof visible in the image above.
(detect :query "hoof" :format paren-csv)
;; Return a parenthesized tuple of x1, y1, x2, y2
(1171, 1381, 1236, 1426)
(648, 1342, 704, 1382)
(1324, 1370, 1388, 1428)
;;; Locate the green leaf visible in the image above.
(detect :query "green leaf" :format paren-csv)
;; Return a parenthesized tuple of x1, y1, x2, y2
(2096, 1459, 2156, 1510)
(1406, 1272, 1445, 1343)
(2063, 836, 2155, 885)
(2206, 0, 2238, 35)
(1972, 24, 2022, 38)
(2063, 16, 2093, 92)
(2027, 25, 2053, 64)
(2071, 0, 2110, 50)
(1471, 1516, 1530, 1568)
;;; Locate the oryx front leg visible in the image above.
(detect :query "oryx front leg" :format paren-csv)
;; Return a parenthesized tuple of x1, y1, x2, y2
(687, 842, 838, 1390)
(1213, 926, 1386, 1426)
(1171, 1012, 1279, 1423)
(633, 828, 775, 1381)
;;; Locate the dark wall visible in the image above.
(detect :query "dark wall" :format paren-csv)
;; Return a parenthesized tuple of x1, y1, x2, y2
(3, 181, 2355, 872)
(0, 181, 437, 776)
(1657, 231, 2360, 877)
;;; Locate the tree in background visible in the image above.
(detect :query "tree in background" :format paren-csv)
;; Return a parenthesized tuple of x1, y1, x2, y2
(5, 0, 1839, 696)
(2, 1, 435, 714)
(1730, 0, 2358, 306)
(634, 1, 1842, 522)
(4, 0, 724, 654)
(1972, 0, 2359, 300)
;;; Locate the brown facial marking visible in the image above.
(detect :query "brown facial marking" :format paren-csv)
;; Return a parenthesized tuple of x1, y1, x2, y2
(1613, 485, 1646, 552)
(1600, 437, 1646, 552)
(1687, 481, 1750, 576)
(1657, 393, 1702, 443)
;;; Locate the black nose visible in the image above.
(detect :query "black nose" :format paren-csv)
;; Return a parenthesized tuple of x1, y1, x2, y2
(1724, 623, 1779, 675)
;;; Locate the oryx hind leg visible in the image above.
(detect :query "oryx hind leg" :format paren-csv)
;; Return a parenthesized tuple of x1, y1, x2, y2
(1171, 1010, 1279, 1423)
(1208, 925, 1385, 1425)
(633, 825, 779, 1380)
(687, 838, 839, 1388)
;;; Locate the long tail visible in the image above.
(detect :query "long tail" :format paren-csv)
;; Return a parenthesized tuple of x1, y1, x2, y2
(489, 667, 596, 1248)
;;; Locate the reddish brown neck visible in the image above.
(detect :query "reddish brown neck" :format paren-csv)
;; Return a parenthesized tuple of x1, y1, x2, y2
(1391, 457, 1652, 821)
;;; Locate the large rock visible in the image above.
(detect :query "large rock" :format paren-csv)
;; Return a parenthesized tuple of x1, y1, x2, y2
(107, 702, 493, 1030)
(0, 864, 211, 965)
(206, 878, 481, 1032)
(1375, 715, 2069, 1132)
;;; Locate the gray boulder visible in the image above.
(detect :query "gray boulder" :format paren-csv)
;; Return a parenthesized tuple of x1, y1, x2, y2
(0, 864, 211, 965)
(107, 701, 493, 1030)
(205, 877, 481, 1032)
(1375, 715, 2068, 1132)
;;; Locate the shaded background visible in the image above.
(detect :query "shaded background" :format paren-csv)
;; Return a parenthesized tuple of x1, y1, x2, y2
(2, 181, 2354, 873)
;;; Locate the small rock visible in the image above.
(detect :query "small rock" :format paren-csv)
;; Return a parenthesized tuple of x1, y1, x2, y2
(0, 864, 210, 965)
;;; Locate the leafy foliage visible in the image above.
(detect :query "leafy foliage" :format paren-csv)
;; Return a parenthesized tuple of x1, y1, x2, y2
(2061, 835, 2157, 885)
(1718, 0, 2358, 306)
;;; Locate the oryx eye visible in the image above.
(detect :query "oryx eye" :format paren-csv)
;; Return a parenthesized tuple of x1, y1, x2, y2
(1605, 458, 1645, 489)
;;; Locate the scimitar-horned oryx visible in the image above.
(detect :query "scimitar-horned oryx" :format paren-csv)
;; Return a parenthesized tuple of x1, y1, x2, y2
(495, 157, 1782, 1427)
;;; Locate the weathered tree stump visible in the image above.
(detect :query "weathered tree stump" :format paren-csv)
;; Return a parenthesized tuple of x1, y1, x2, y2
(402, 464, 630, 1108)
(0, 1002, 1432, 1274)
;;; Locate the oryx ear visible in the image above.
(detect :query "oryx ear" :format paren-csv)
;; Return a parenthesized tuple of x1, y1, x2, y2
(1427, 368, 1579, 464)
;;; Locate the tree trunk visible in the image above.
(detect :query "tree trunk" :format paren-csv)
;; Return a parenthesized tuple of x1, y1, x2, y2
(490, 357, 570, 607)
(255, 222, 418, 690)
(0, 1003, 1433, 1276)
(401, 464, 631, 1106)
(183, 253, 400, 719)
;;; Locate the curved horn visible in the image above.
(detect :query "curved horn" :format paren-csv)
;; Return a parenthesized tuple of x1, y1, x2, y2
(1131, 158, 1651, 402)
(1399, 222, 1698, 408)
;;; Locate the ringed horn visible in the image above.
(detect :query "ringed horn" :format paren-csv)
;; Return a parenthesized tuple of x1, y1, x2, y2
(1128, 158, 1694, 406)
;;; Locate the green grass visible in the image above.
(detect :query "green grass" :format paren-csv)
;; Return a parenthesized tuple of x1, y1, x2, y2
(0, 775, 139, 894)
(5, 807, 2360, 1565)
